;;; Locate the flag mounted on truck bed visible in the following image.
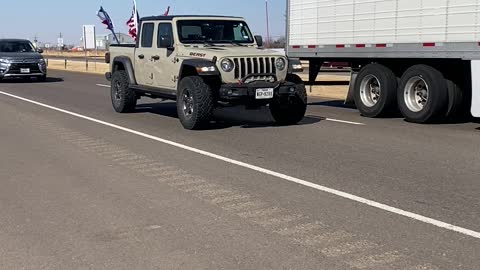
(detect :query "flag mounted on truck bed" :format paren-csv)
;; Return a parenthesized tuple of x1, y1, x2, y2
(126, 0, 139, 41)
(97, 6, 120, 44)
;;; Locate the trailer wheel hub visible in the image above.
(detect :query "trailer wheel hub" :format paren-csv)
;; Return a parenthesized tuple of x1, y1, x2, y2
(405, 76, 429, 112)
(359, 74, 381, 107)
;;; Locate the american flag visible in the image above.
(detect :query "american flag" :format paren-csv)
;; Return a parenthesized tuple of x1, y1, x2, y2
(126, 1, 139, 41)
(164, 6, 170, 16)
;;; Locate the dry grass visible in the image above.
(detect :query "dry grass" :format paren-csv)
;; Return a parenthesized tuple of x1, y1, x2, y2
(47, 59, 109, 74)
(298, 73, 350, 100)
(44, 50, 106, 59)
(46, 59, 350, 100)
(306, 85, 349, 100)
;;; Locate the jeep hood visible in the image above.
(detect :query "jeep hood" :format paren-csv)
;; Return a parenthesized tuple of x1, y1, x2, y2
(178, 46, 285, 60)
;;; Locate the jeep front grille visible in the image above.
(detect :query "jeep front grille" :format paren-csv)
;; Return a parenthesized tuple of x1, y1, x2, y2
(233, 57, 276, 79)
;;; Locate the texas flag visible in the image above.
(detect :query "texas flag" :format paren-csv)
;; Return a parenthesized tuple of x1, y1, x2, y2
(97, 6, 120, 44)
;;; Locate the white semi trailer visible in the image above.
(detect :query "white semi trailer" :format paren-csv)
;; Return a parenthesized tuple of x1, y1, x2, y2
(286, 0, 480, 123)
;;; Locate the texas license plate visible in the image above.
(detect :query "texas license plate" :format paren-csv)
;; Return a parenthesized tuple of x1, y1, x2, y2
(255, 88, 274, 99)
(20, 68, 30, 74)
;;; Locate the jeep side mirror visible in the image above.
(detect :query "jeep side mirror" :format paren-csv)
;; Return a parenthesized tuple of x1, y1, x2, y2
(159, 35, 174, 50)
(37, 48, 44, 54)
(255, 35, 263, 47)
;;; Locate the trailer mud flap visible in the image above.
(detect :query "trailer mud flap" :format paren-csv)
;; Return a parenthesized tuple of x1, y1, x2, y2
(345, 72, 357, 105)
(471, 61, 480, 117)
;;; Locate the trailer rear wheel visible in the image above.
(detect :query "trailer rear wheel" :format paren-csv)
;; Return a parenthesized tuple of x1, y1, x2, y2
(354, 64, 398, 117)
(398, 65, 448, 123)
(446, 79, 464, 119)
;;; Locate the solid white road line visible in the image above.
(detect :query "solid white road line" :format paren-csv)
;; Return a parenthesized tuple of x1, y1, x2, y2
(323, 118, 365, 126)
(95, 83, 365, 126)
(2, 90, 477, 240)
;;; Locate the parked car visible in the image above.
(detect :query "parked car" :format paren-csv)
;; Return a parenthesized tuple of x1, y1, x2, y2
(0, 39, 47, 82)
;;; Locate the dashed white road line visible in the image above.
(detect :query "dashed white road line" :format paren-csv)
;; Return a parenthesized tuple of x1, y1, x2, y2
(323, 118, 364, 125)
(95, 83, 366, 126)
(2, 90, 478, 240)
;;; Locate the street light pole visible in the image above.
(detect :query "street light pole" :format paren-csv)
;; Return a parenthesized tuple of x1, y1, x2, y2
(265, 0, 270, 48)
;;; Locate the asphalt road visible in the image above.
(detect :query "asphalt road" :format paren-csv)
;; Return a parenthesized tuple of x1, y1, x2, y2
(0, 71, 479, 270)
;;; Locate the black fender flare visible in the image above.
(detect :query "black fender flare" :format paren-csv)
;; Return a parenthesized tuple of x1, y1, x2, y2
(179, 59, 220, 80)
(112, 56, 137, 85)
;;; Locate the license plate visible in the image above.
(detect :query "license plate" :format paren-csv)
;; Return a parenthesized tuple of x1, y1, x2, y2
(255, 88, 274, 99)
(20, 68, 30, 74)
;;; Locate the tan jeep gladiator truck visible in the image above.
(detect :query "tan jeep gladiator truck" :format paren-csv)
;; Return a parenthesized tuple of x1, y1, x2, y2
(106, 15, 306, 130)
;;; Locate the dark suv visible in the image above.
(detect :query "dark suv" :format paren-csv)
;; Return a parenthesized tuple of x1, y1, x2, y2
(0, 39, 47, 82)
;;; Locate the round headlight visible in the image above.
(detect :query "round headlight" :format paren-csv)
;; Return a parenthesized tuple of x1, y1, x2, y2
(275, 58, 286, 71)
(220, 58, 234, 72)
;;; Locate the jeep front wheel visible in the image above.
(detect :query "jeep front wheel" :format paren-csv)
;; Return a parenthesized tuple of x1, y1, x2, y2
(269, 74, 307, 125)
(111, 70, 137, 113)
(177, 76, 214, 130)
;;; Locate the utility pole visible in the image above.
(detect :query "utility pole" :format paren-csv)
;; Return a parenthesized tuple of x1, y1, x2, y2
(265, 0, 270, 48)
(33, 34, 38, 48)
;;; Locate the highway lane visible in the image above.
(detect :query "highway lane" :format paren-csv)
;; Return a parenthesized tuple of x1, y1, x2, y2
(0, 70, 479, 269)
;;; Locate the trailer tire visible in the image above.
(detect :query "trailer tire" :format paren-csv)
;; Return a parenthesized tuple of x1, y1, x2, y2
(111, 70, 137, 113)
(446, 79, 463, 119)
(398, 65, 448, 123)
(354, 64, 398, 118)
(177, 76, 215, 130)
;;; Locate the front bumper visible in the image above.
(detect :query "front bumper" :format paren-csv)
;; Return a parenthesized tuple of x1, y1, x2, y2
(0, 62, 47, 78)
(0, 73, 46, 78)
(219, 80, 301, 103)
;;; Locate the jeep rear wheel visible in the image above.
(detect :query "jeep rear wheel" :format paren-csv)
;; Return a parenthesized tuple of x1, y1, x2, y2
(111, 70, 137, 113)
(177, 76, 214, 130)
(269, 74, 307, 125)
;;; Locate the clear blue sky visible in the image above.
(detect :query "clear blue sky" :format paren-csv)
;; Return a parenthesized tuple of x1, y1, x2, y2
(0, 0, 286, 45)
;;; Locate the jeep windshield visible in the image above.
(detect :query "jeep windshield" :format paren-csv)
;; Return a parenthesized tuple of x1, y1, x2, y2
(177, 20, 254, 45)
(0, 40, 35, 53)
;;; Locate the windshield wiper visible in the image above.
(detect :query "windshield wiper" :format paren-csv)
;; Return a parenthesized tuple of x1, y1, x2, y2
(202, 41, 216, 47)
(215, 40, 247, 47)
(231, 42, 247, 47)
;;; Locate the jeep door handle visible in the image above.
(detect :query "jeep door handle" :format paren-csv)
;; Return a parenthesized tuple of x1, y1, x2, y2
(138, 54, 145, 59)
(151, 55, 160, 61)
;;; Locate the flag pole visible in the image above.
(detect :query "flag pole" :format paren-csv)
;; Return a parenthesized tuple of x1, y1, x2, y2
(134, 0, 139, 36)
(112, 32, 120, 44)
(265, 0, 270, 48)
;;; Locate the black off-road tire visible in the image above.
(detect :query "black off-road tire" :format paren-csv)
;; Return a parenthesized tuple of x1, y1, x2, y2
(269, 74, 307, 125)
(177, 76, 215, 130)
(111, 70, 137, 113)
(354, 64, 398, 118)
(398, 65, 448, 123)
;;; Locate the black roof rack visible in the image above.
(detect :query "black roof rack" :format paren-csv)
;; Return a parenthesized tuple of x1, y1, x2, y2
(0, 39, 31, 42)
(141, 15, 243, 21)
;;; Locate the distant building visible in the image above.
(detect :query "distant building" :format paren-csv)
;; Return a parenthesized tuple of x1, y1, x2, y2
(96, 33, 134, 50)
